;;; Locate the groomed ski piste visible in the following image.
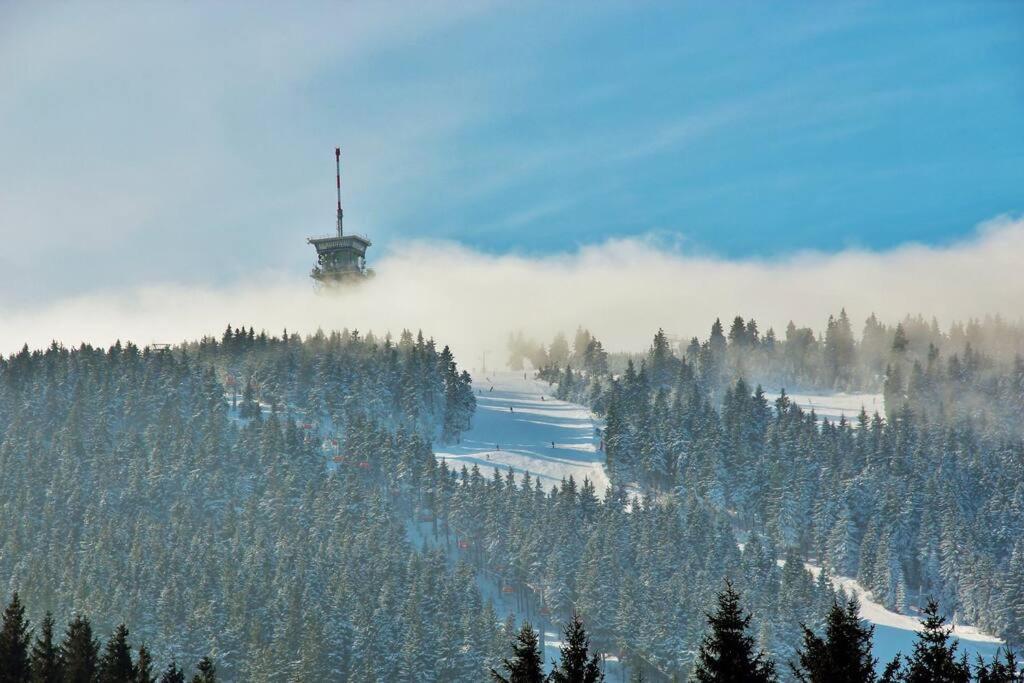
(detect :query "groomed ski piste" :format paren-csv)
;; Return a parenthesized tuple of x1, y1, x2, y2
(431, 372, 616, 675)
(766, 388, 887, 422)
(434, 372, 610, 493)
(429, 371, 1004, 676)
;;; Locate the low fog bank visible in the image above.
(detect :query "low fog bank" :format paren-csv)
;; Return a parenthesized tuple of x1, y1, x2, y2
(2, 216, 1021, 370)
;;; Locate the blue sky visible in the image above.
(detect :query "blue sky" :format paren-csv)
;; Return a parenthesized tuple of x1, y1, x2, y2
(0, 1, 1021, 308)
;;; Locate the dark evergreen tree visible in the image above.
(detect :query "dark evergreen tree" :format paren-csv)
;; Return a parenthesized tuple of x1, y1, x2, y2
(99, 624, 136, 683)
(549, 613, 603, 683)
(0, 592, 31, 683)
(879, 656, 903, 683)
(692, 582, 777, 683)
(974, 650, 1024, 683)
(791, 599, 875, 683)
(158, 662, 185, 683)
(29, 613, 62, 683)
(190, 657, 216, 683)
(136, 645, 155, 683)
(896, 600, 970, 683)
(491, 622, 545, 683)
(60, 615, 99, 683)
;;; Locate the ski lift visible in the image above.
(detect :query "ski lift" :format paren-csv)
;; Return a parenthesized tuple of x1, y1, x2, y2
(501, 585, 515, 594)
(458, 539, 470, 549)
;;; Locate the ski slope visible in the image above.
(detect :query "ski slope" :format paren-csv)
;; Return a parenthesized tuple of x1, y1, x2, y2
(440, 375, 1004, 671)
(434, 372, 610, 493)
(800, 563, 1003, 667)
(767, 388, 885, 421)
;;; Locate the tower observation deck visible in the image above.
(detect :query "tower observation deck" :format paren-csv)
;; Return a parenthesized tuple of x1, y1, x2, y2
(308, 147, 372, 284)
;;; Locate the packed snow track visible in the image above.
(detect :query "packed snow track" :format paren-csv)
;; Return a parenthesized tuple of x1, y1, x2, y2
(434, 372, 610, 493)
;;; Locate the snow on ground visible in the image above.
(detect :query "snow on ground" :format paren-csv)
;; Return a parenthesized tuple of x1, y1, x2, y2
(445, 377, 1005, 672)
(406, 517, 624, 678)
(799, 562, 1004, 667)
(434, 372, 610, 493)
(766, 389, 885, 421)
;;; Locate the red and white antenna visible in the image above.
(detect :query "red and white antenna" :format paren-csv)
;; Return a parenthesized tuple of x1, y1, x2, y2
(335, 147, 343, 237)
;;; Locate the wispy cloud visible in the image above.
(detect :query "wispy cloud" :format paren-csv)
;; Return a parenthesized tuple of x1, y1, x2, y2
(3, 216, 1021, 366)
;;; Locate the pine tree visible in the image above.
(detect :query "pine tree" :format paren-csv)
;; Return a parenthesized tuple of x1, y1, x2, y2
(692, 582, 777, 683)
(879, 656, 903, 683)
(899, 600, 970, 683)
(158, 662, 185, 683)
(61, 615, 100, 683)
(98, 624, 135, 683)
(0, 592, 32, 683)
(791, 599, 875, 683)
(974, 649, 1024, 683)
(549, 613, 604, 683)
(30, 613, 62, 683)
(135, 645, 155, 683)
(191, 657, 216, 683)
(892, 324, 909, 354)
(491, 622, 545, 683)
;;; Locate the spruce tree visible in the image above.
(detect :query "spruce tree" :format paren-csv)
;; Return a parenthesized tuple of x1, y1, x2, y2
(0, 592, 32, 683)
(30, 613, 62, 683)
(899, 600, 970, 683)
(692, 582, 777, 683)
(61, 615, 100, 683)
(791, 599, 875, 683)
(491, 622, 545, 683)
(191, 657, 216, 683)
(549, 613, 604, 683)
(158, 661, 185, 683)
(98, 624, 136, 683)
(135, 645, 155, 683)
(975, 649, 1024, 683)
(879, 656, 903, 683)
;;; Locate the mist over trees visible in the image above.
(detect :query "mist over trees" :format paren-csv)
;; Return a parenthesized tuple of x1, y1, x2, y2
(2, 313, 1022, 680)
(517, 312, 1024, 425)
(549, 316, 1024, 649)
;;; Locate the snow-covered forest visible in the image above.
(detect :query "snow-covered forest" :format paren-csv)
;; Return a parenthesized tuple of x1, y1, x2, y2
(549, 315, 1024, 654)
(0, 329, 497, 680)
(1, 315, 1022, 681)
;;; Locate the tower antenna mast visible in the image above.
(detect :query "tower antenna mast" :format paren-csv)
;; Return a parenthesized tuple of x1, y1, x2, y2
(335, 146, 343, 237)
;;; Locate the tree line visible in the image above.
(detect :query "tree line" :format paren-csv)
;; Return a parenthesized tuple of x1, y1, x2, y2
(0, 592, 216, 683)
(522, 312, 1023, 412)
(5, 584, 1021, 683)
(552, 325, 1024, 649)
(490, 584, 1023, 683)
